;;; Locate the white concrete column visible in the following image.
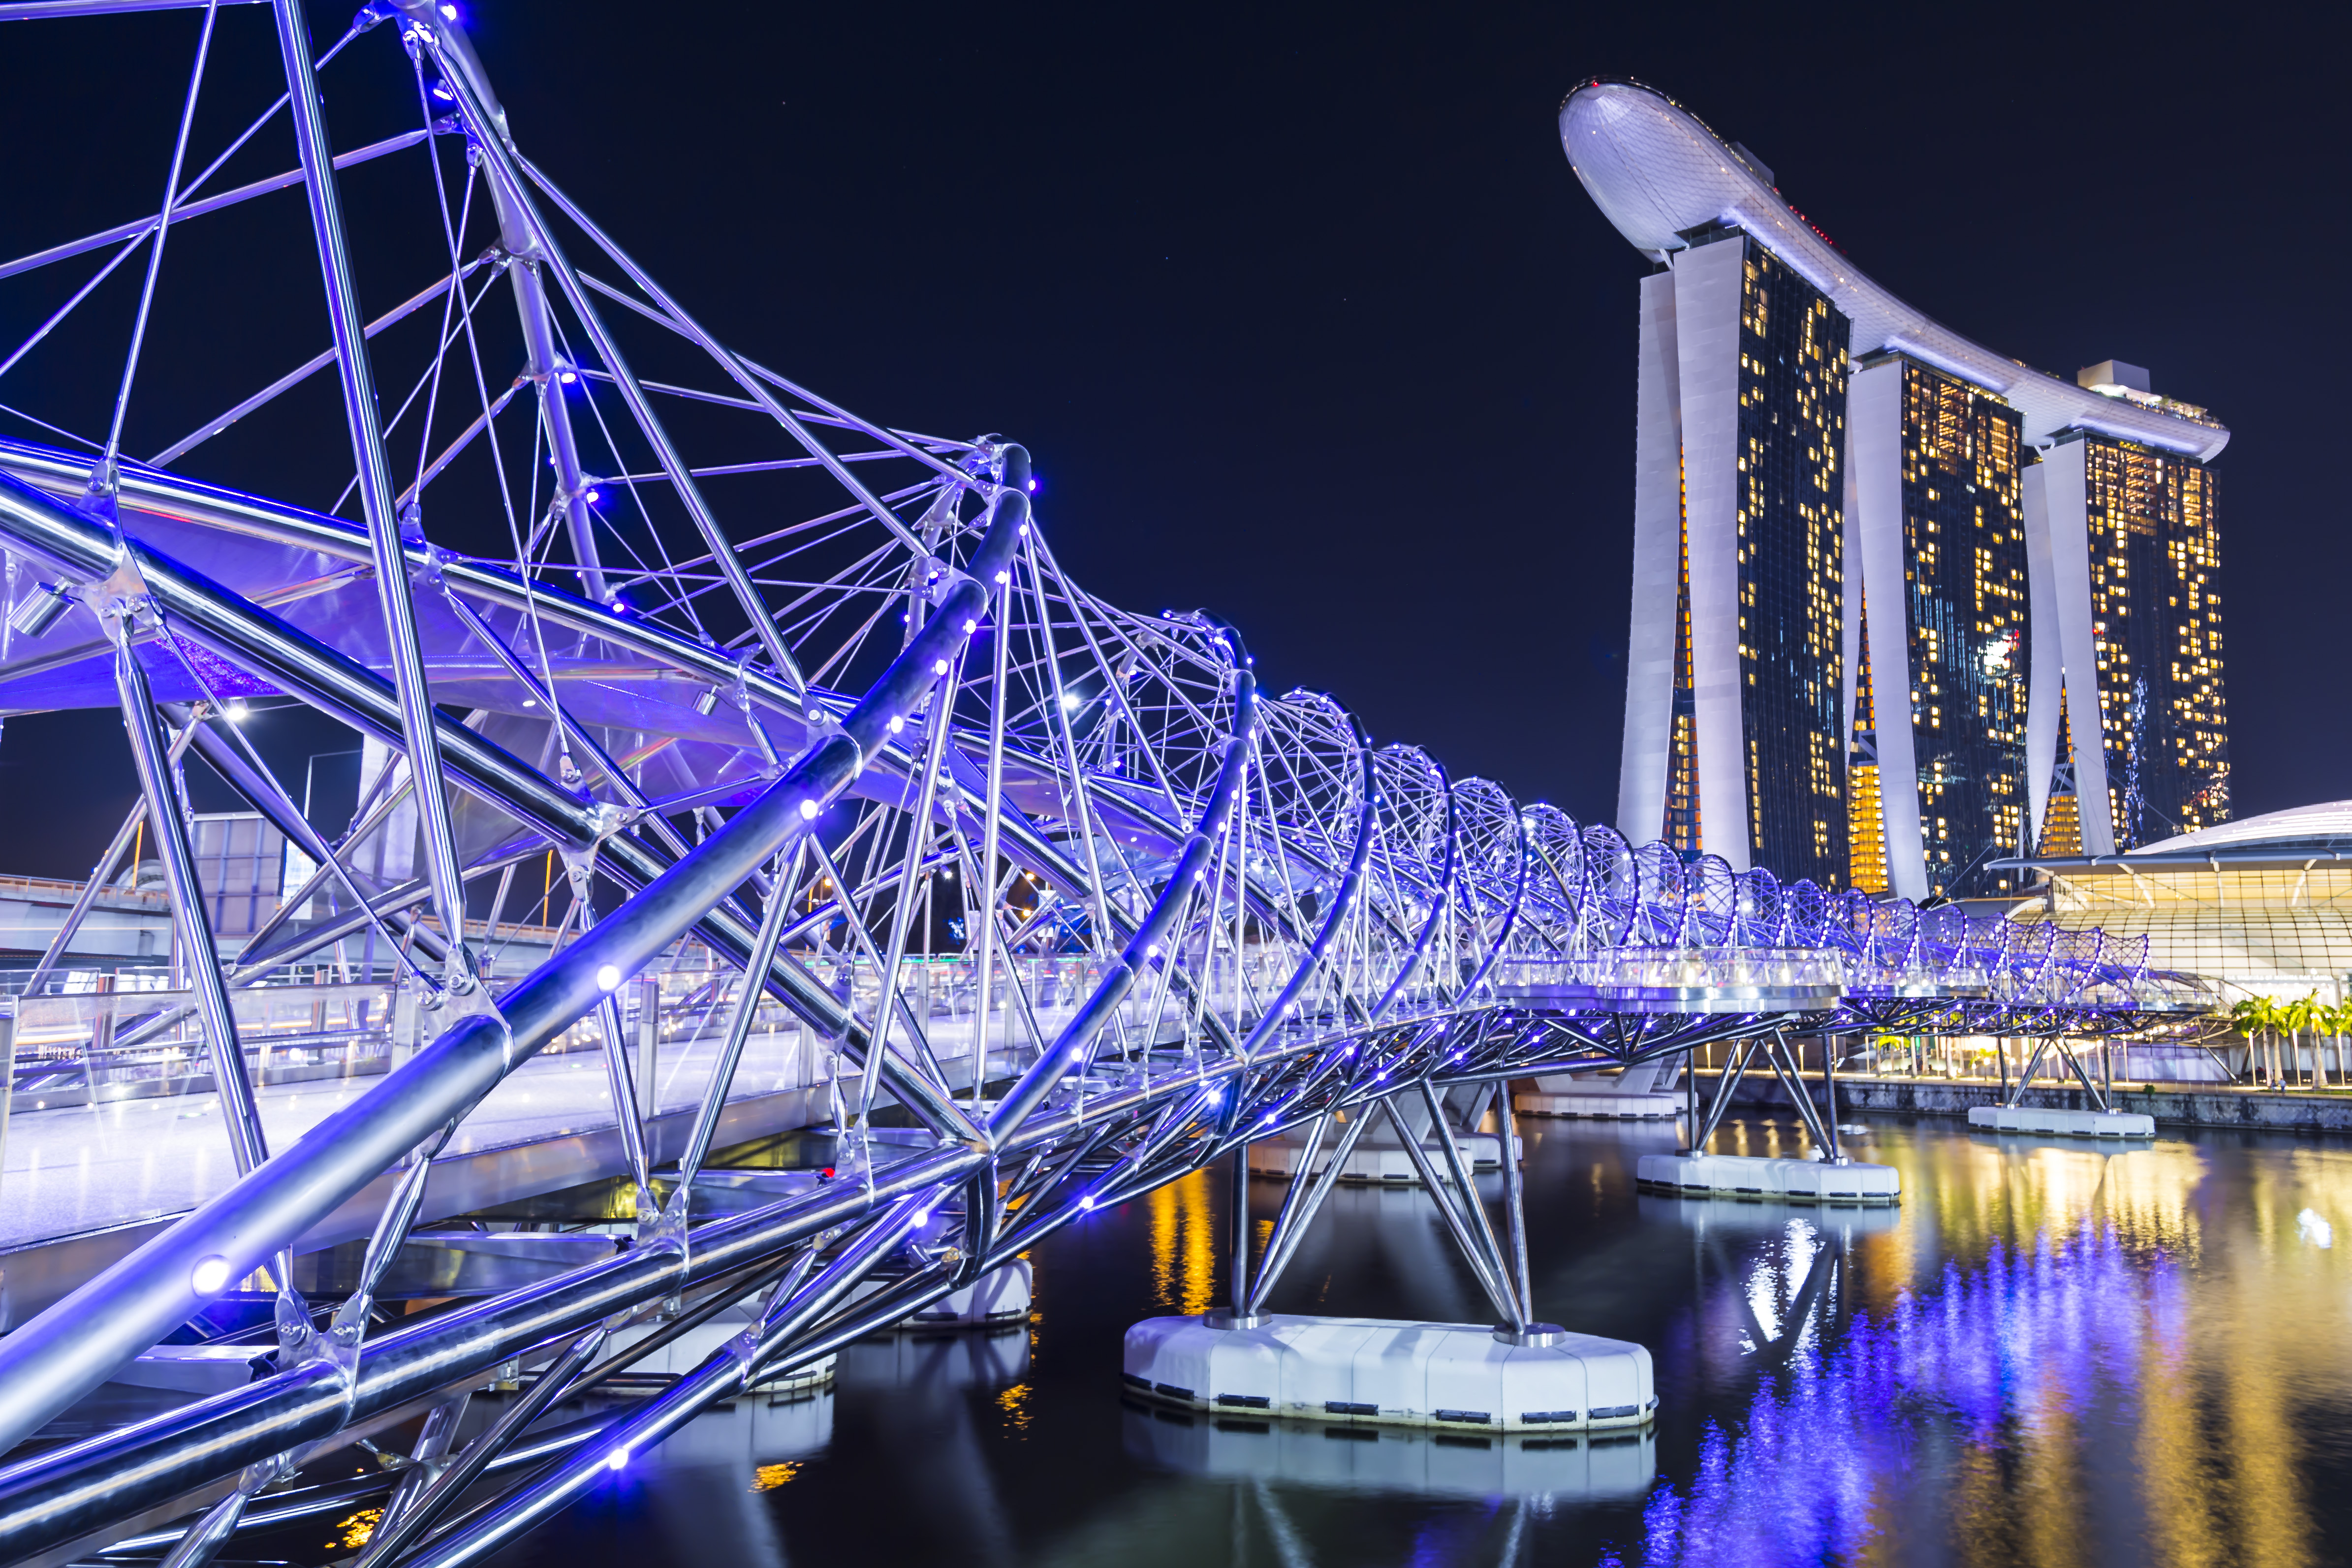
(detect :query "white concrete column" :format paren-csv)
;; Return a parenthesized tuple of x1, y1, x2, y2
(1671, 238, 1750, 870)
(1617, 269, 1683, 847)
(2037, 441, 2116, 856)
(1848, 359, 1928, 902)
(2021, 461, 2062, 851)
(1839, 358, 1864, 795)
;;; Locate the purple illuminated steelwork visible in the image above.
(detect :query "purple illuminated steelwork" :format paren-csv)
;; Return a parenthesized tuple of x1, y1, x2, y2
(0, 8, 2200, 1564)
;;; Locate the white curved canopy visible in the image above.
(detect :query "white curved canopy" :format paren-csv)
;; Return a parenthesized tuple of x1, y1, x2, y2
(2133, 803, 2352, 857)
(1560, 79, 2229, 462)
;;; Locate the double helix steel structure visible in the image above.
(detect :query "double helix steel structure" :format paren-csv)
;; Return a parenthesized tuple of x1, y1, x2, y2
(0, 2, 2216, 1562)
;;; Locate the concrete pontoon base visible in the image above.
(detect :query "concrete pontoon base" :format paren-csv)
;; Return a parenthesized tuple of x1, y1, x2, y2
(1514, 1091, 1680, 1121)
(1123, 1401, 1657, 1499)
(897, 1259, 1033, 1327)
(1122, 1313, 1655, 1434)
(1966, 1104, 2157, 1139)
(1246, 1093, 1521, 1184)
(615, 1295, 838, 1394)
(1635, 1152, 1901, 1204)
(1246, 1131, 1508, 1183)
(1514, 1061, 1682, 1121)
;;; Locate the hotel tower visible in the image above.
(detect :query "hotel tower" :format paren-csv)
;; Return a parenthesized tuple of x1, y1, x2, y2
(1562, 80, 2231, 899)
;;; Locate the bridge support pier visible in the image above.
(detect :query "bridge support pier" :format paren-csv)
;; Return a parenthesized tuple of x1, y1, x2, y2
(1128, 1078, 1653, 1439)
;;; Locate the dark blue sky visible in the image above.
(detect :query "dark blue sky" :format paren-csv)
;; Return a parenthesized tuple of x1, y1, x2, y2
(0, 0, 2340, 876)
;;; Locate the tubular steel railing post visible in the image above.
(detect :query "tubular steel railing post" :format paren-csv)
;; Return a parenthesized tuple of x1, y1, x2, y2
(1495, 1094, 1534, 1319)
(111, 617, 266, 1178)
(270, 0, 475, 992)
(1247, 1107, 1373, 1316)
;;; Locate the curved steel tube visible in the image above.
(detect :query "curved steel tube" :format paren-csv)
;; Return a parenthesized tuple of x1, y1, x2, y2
(0, 14, 2194, 1558)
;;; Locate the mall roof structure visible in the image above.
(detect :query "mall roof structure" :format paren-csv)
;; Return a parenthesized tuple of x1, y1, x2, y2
(2002, 804, 2352, 1001)
(2002, 802, 2352, 875)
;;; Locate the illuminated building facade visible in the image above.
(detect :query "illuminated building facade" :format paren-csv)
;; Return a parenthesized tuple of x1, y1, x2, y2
(2009, 802, 2352, 1004)
(1848, 355, 2031, 898)
(2026, 390, 2227, 856)
(1565, 79, 2230, 898)
(1619, 228, 1850, 886)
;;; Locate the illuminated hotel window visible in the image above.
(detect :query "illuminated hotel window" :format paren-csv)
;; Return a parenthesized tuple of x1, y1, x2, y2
(2058, 431, 2229, 846)
(1713, 233, 1849, 887)
(1852, 354, 2028, 898)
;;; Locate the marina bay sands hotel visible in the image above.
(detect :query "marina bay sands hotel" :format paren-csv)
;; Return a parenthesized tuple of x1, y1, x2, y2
(1563, 79, 2229, 902)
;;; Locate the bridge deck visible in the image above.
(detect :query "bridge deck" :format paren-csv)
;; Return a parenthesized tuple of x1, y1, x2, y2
(0, 1011, 1048, 1328)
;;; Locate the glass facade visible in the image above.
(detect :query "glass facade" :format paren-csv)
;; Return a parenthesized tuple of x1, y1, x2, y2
(2066, 434, 2228, 847)
(1847, 619, 1887, 893)
(1664, 516, 1700, 858)
(2034, 862, 2351, 1001)
(1880, 358, 2029, 897)
(1627, 243, 2225, 895)
(1729, 236, 1848, 886)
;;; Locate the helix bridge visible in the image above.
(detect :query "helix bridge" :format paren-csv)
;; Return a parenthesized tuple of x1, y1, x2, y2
(0, 2, 2216, 1562)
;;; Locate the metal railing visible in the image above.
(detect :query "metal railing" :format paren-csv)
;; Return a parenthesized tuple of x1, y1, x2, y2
(6, 972, 397, 1110)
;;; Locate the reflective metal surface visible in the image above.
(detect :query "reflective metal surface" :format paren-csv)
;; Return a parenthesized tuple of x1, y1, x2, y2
(0, 7, 2225, 1560)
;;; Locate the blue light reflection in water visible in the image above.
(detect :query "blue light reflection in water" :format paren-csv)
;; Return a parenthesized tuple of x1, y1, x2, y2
(1638, 1218, 2188, 1564)
(314, 1116, 2352, 1568)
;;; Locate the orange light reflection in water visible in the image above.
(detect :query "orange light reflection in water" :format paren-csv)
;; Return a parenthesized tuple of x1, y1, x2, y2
(1642, 1129, 2352, 1566)
(1145, 1166, 1218, 1317)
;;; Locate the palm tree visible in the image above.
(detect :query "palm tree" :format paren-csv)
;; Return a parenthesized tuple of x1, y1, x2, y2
(2285, 995, 2319, 1090)
(2230, 997, 2271, 1086)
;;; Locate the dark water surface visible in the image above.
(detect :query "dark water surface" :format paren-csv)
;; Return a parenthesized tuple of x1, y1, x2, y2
(312, 1114, 2352, 1567)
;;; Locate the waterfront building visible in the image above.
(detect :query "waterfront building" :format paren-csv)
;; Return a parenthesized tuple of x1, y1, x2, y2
(1847, 354, 2030, 898)
(1626, 222, 1850, 885)
(2030, 382, 2228, 856)
(2005, 801, 2352, 1005)
(1563, 79, 2230, 897)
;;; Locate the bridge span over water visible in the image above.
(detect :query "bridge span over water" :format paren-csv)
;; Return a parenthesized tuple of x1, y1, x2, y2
(0, 4, 2214, 1563)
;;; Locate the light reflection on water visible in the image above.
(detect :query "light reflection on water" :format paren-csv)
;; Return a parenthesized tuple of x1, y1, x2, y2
(1637, 1125, 2352, 1568)
(1147, 1164, 1219, 1316)
(432, 1117, 2352, 1568)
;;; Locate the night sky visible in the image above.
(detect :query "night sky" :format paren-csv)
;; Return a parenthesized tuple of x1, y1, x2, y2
(0, 0, 2342, 879)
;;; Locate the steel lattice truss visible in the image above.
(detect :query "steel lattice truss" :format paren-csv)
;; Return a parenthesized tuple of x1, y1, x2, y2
(0, 3, 2215, 1563)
